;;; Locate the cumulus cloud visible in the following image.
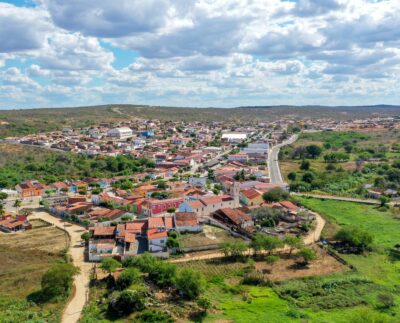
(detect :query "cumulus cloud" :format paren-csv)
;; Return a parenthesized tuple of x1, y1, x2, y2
(0, 3, 49, 53)
(1, 0, 400, 108)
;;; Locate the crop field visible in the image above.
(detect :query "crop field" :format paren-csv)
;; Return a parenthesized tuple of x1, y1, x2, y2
(0, 226, 68, 322)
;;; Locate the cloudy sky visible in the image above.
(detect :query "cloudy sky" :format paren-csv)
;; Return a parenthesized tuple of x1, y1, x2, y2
(0, 0, 399, 109)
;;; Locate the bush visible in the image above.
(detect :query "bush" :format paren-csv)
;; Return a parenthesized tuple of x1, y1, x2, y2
(134, 309, 174, 323)
(175, 268, 205, 300)
(335, 226, 374, 252)
(377, 293, 395, 309)
(242, 272, 265, 286)
(41, 263, 78, 299)
(123, 253, 158, 272)
(116, 268, 141, 290)
(297, 247, 317, 265)
(262, 187, 289, 203)
(112, 290, 145, 315)
(148, 262, 177, 288)
(100, 258, 120, 276)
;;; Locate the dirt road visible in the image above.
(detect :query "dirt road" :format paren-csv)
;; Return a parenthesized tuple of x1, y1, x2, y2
(30, 211, 92, 323)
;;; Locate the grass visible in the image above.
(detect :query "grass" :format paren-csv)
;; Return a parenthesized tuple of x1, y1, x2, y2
(294, 197, 400, 248)
(0, 226, 69, 322)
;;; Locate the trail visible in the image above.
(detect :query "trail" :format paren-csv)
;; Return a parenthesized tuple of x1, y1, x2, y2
(30, 211, 92, 323)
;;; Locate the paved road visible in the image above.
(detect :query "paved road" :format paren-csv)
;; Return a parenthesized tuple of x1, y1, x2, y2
(29, 211, 91, 323)
(268, 134, 298, 184)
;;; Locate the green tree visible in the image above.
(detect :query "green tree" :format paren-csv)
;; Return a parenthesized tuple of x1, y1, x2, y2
(113, 290, 146, 315)
(41, 263, 78, 299)
(197, 297, 212, 314)
(148, 262, 177, 288)
(100, 258, 120, 276)
(116, 268, 140, 290)
(287, 172, 297, 181)
(297, 247, 316, 265)
(176, 268, 205, 300)
(335, 226, 374, 252)
(13, 199, 22, 215)
(262, 187, 289, 203)
(306, 145, 323, 159)
(283, 234, 304, 255)
(379, 195, 390, 207)
(81, 231, 92, 241)
(300, 159, 310, 170)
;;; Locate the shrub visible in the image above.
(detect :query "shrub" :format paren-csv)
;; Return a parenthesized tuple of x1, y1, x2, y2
(134, 309, 174, 323)
(175, 268, 205, 300)
(242, 272, 265, 286)
(148, 262, 177, 288)
(334, 226, 374, 252)
(112, 290, 145, 315)
(41, 263, 78, 299)
(377, 293, 395, 309)
(262, 187, 289, 203)
(116, 268, 141, 290)
(100, 258, 120, 276)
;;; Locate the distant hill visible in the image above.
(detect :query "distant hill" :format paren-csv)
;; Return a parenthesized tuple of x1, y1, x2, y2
(0, 104, 399, 138)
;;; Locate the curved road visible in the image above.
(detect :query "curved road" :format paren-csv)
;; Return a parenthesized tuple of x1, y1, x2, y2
(30, 211, 91, 323)
(268, 134, 298, 184)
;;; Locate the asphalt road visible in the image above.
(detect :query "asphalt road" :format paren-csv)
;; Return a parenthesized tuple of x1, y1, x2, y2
(268, 134, 298, 184)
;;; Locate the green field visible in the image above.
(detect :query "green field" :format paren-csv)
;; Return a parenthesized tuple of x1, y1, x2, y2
(295, 197, 400, 248)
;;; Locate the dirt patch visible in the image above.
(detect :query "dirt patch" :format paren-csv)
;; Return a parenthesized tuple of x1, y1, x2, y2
(256, 247, 346, 282)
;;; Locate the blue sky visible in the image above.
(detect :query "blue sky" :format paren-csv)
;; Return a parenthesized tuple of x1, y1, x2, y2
(0, 0, 399, 109)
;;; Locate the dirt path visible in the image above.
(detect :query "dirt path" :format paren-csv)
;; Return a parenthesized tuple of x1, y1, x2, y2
(30, 211, 92, 323)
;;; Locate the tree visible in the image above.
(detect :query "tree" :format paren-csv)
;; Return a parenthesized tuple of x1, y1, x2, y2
(379, 195, 390, 207)
(81, 231, 92, 241)
(166, 237, 180, 249)
(263, 235, 284, 255)
(175, 268, 205, 300)
(300, 159, 310, 170)
(0, 192, 8, 201)
(283, 235, 304, 255)
(297, 247, 316, 266)
(265, 254, 279, 268)
(262, 187, 289, 203)
(334, 226, 374, 252)
(100, 258, 120, 276)
(13, 199, 22, 215)
(116, 268, 140, 290)
(302, 172, 315, 184)
(167, 207, 176, 213)
(41, 263, 78, 299)
(0, 204, 5, 217)
(220, 241, 248, 259)
(157, 181, 168, 189)
(112, 290, 145, 315)
(306, 145, 322, 159)
(148, 262, 177, 288)
(287, 172, 297, 181)
(251, 207, 281, 227)
(197, 297, 212, 314)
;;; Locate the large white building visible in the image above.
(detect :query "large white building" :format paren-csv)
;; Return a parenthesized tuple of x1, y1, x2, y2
(107, 127, 133, 139)
(221, 132, 247, 142)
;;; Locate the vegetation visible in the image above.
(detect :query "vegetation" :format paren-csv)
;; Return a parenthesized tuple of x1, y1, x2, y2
(0, 142, 154, 188)
(262, 187, 289, 203)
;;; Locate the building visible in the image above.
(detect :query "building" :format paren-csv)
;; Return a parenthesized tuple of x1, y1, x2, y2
(16, 180, 44, 198)
(144, 197, 184, 216)
(107, 127, 133, 139)
(240, 188, 264, 206)
(213, 208, 254, 232)
(221, 133, 247, 142)
(179, 182, 241, 217)
(174, 212, 202, 233)
(0, 215, 32, 232)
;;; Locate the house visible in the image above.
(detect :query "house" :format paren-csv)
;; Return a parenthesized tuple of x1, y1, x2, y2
(179, 182, 240, 217)
(144, 197, 184, 216)
(174, 212, 202, 233)
(16, 180, 44, 198)
(88, 239, 115, 261)
(240, 188, 263, 206)
(0, 215, 32, 232)
(213, 208, 254, 232)
(147, 228, 168, 252)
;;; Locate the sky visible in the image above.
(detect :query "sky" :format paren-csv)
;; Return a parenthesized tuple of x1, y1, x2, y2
(0, 0, 399, 109)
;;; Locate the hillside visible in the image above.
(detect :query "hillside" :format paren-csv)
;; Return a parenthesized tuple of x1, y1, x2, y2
(0, 104, 400, 138)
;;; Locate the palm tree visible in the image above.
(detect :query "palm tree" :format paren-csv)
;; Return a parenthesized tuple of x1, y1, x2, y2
(13, 199, 22, 215)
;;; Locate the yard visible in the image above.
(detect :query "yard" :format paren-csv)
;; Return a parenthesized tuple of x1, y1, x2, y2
(179, 224, 242, 248)
(0, 225, 69, 322)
